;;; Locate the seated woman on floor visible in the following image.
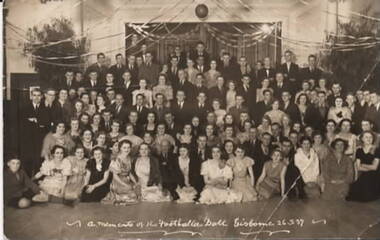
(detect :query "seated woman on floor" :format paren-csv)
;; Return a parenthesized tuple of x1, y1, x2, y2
(199, 146, 242, 204)
(81, 147, 111, 202)
(174, 144, 197, 203)
(322, 138, 354, 200)
(256, 149, 287, 199)
(33, 145, 72, 203)
(102, 140, 139, 205)
(63, 146, 89, 203)
(295, 136, 321, 199)
(227, 145, 258, 202)
(134, 143, 171, 202)
(4, 158, 42, 208)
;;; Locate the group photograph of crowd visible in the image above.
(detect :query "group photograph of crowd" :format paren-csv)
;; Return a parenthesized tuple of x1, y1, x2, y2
(3, 0, 380, 239)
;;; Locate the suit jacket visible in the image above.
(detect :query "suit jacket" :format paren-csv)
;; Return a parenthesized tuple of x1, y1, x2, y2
(254, 101, 272, 124)
(110, 103, 129, 124)
(228, 106, 249, 123)
(271, 81, 290, 100)
(208, 86, 227, 108)
(51, 100, 73, 124)
(258, 68, 276, 81)
(171, 100, 192, 127)
(157, 152, 178, 184)
(192, 103, 212, 124)
(138, 63, 160, 86)
(365, 104, 380, 131)
(166, 122, 181, 138)
(57, 78, 80, 91)
(85, 63, 108, 83)
(190, 50, 210, 66)
(188, 149, 209, 192)
(108, 64, 126, 86)
(280, 62, 299, 81)
(151, 105, 169, 123)
(237, 84, 257, 110)
(168, 52, 187, 69)
(131, 105, 149, 125)
(117, 81, 138, 106)
(281, 101, 301, 123)
(218, 63, 240, 82)
(125, 63, 139, 83)
(167, 65, 179, 84)
(195, 64, 210, 74)
(82, 79, 104, 92)
(172, 80, 196, 102)
(252, 143, 273, 181)
(300, 67, 323, 81)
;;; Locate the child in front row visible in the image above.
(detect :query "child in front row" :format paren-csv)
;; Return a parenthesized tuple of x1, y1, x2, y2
(4, 158, 42, 208)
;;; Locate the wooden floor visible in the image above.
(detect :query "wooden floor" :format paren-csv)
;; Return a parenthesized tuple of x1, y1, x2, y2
(4, 198, 380, 240)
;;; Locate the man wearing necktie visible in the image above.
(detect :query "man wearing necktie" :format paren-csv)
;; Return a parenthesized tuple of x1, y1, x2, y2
(109, 53, 126, 85)
(300, 54, 322, 82)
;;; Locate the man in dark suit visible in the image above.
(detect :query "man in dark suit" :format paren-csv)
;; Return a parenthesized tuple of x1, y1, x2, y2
(237, 56, 254, 81)
(157, 140, 179, 200)
(151, 93, 169, 122)
(172, 45, 187, 69)
(193, 91, 211, 124)
(228, 95, 249, 123)
(172, 69, 196, 101)
(125, 55, 139, 83)
(131, 93, 149, 125)
(57, 70, 80, 90)
(171, 90, 192, 127)
(252, 132, 273, 181)
(281, 91, 301, 123)
(42, 88, 56, 127)
(168, 56, 180, 84)
(258, 57, 276, 82)
(365, 92, 380, 131)
(20, 89, 50, 177)
(118, 70, 137, 106)
(108, 53, 126, 86)
(138, 52, 160, 86)
(208, 75, 227, 108)
(195, 56, 209, 74)
(254, 89, 273, 124)
(189, 135, 208, 198)
(83, 70, 103, 92)
(243, 127, 260, 158)
(110, 93, 129, 125)
(127, 110, 143, 137)
(190, 42, 210, 66)
(271, 72, 290, 100)
(194, 73, 208, 97)
(164, 112, 181, 138)
(300, 54, 323, 81)
(101, 109, 113, 132)
(51, 89, 73, 124)
(237, 74, 257, 112)
(85, 52, 108, 84)
(218, 52, 240, 82)
(280, 50, 300, 94)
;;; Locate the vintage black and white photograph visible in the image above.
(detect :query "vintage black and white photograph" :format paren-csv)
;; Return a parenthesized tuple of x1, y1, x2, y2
(2, 0, 380, 239)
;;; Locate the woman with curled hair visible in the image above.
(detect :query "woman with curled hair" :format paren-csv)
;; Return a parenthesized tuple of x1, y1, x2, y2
(347, 131, 380, 202)
(41, 121, 75, 161)
(256, 149, 287, 199)
(133, 143, 170, 202)
(199, 146, 242, 204)
(102, 140, 138, 205)
(322, 138, 354, 200)
(33, 145, 72, 202)
(81, 147, 111, 202)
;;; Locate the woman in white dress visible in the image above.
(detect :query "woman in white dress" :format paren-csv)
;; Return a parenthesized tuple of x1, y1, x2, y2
(265, 100, 286, 125)
(212, 99, 227, 128)
(134, 143, 171, 202)
(327, 96, 352, 125)
(226, 81, 237, 112)
(174, 145, 197, 203)
(199, 146, 243, 204)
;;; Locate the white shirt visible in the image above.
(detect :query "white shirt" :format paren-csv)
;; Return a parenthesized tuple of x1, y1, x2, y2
(294, 148, 320, 183)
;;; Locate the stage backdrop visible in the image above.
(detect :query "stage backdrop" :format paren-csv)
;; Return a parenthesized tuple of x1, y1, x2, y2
(125, 22, 282, 66)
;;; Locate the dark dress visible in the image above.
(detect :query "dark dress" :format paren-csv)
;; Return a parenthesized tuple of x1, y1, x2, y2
(346, 148, 380, 202)
(81, 159, 111, 202)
